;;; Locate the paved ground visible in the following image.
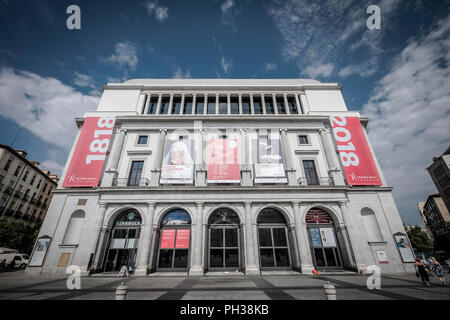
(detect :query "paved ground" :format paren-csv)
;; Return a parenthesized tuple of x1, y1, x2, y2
(0, 270, 449, 300)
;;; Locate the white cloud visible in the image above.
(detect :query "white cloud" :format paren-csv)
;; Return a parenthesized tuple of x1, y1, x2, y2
(265, 62, 277, 71)
(361, 15, 450, 224)
(103, 42, 139, 71)
(220, 0, 240, 31)
(221, 57, 233, 74)
(73, 72, 96, 89)
(39, 159, 64, 176)
(0, 67, 100, 149)
(338, 61, 377, 78)
(144, 0, 169, 22)
(172, 67, 191, 79)
(302, 62, 334, 78)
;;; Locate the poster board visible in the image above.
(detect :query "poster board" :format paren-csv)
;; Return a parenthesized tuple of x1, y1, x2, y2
(29, 236, 51, 267)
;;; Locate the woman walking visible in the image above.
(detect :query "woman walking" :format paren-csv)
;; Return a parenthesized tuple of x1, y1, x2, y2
(430, 257, 446, 286)
(415, 257, 431, 287)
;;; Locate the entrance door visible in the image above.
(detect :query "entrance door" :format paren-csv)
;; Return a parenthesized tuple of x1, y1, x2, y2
(209, 226, 240, 270)
(308, 226, 342, 270)
(103, 228, 140, 272)
(157, 228, 190, 270)
(258, 227, 291, 269)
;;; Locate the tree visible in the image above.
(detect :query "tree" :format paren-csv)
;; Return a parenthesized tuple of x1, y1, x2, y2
(407, 226, 433, 255)
(434, 222, 450, 253)
(0, 219, 41, 254)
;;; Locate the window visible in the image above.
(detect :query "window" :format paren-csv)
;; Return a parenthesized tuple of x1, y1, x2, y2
(14, 166, 21, 176)
(287, 96, 298, 114)
(195, 95, 204, 114)
(276, 96, 286, 114)
(30, 175, 35, 185)
(0, 198, 6, 207)
(160, 96, 170, 114)
(3, 159, 12, 171)
(265, 96, 275, 114)
(172, 96, 182, 114)
(36, 180, 41, 188)
(253, 96, 263, 114)
(22, 171, 28, 182)
(0, 175, 3, 183)
(218, 96, 227, 114)
(242, 96, 251, 114)
(230, 96, 239, 114)
(183, 96, 193, 114)
(42, 183, 47, 193)
(298, 135, 309, 145)
(303, 160, 319, 185)
(137, 136, 148, 145)
(207, 96, 216, 114)
(128, 161, 144, 186)
(147, 96, 158, 114)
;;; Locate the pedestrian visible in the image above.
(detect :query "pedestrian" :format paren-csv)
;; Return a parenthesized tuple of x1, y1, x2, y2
(430, 257, 446, 287)
(7, 259, 15, 271)
(415, 257, 431, 287)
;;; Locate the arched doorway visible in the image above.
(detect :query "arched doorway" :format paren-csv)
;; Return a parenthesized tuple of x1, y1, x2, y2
(306, 208, 343, 270)
(156, 209, 191, 271)
(257, 208, 292, 270)
(103, 209, 142, 273)
(207, 208, 241, 271)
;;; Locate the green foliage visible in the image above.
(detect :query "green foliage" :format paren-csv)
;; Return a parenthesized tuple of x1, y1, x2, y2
(0, 219, 41, 254)
(407, 226, 433, 255)
(433, 222, 450, 253)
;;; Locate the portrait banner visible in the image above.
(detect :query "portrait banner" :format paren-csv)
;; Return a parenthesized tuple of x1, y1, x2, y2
(160, 138, 195, 184)
(251, 137, 287, 183)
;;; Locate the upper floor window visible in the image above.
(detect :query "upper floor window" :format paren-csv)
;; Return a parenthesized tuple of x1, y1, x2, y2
(303, 160, 319, 185)
(230, 96, 239, 114)
(138, 136, 148, 145)
(207, 96, 216, 114)
(242, 95, 251, 114)
(184, 96, 193, 114)
(265, 95, 275, 114)
(218, 96, 227, 114)
(195, 95, 204, 114)
(287, 96, 298, 114)
(13, 166, 21, 176)
(30, 175, 36, 185)
(0, 175, 4, 184)
(253, 96, 263, 114)
(147, 96, 158, 114)
(160, 96, 170, 114)
(128, 161, 144, 186)
(276, 96, 286, 114)
(298, 135, 309, 145)
(22, 171, 28, 182)
(172, 96, 182, 114)
(36, 180, 41, 188)
(3, 159, 12, 171)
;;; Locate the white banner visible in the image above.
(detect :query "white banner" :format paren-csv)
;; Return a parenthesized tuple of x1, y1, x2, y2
(319, 228, 336, 247)
(160, 138, 195, 184)
(252, 137, 287, 183)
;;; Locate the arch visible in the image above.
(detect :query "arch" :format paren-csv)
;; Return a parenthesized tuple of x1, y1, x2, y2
(105, 206, 146, 228)
(113, 209, 142, 226)
(255, 205, 293, 225)
(305, 207, 333, 224)
(63, 210, 85, 245)
(208, 208, 240, 225)
(204, 205, 244, 225)
(160, 208, 191, 226)
(301, 204, 342, 226)
(155, 206, 194, 226)
(257, 207, 288, 224)
(360, 207, 384, 242)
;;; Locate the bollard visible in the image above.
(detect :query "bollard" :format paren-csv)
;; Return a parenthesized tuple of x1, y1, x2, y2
(324, 281, 336, 300)
(115, 282, 128, 300)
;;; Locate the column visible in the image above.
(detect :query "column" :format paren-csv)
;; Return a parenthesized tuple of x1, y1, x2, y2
(203, 95, 208, 115)
(156, 94, 162, 115)
(192, 94, 197, 115)
(240, 129, 252, 186)
(150, 129, 167, 187)
(168, 94, 174, 115)
(227, 94, 231, 115)
(244, 201, 259, 274)
(135, 202, 156, 275)
(101, 128, 127, 187)
(190, 201, 204, 275)
(250, 94, 255, 114)
(280, 129, 297, 186)
(284, 94, 291, 115)
(90, 202, 108, 272)
(339, 201, 366, 272)
(294, 94, 302, 114)
(215, 94, 219, 115)
(180, 94, 185, 115)
(238, 94, 243, 115)
(272, 94, 278, 114)
(292, 202, 314, 273)
(319, 128, 344, 185)
(195, 129, 207, 186)
(143, 94, 151, 114)
(261, 94, 267, 115)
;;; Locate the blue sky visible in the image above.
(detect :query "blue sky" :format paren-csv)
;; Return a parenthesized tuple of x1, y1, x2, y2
(0, 0, 449, 226)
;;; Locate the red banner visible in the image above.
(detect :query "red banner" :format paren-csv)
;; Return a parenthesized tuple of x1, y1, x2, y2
(207, 139, 240, 183)
(331, 116, 382, 186)
(175, 229, 190, 249)
(63, 117, 115, 187)
(160, 229, 176, 249)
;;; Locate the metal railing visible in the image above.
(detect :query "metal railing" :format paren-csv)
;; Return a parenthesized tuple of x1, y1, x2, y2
(112, 178, 150, 187)
(297, 176, 334, 186)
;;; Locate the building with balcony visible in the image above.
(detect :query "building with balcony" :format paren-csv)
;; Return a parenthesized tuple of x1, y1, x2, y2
(26, 79, 415, 276)
(418, 193, 450, 237)
(427, 147, 450, 213)
(0, 145, 59, 226)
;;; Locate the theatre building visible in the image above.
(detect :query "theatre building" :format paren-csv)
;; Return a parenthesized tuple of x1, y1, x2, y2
(26, 79, 416, 276)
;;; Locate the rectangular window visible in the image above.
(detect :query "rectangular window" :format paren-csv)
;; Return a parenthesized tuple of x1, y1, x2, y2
(230, 96, 239, 114)
(172, 96, 182, 114)
(36, 180, 41, 188)
(14, 166, 21, 176)
(183, 96, 193, 114)
(160, 96, 170, 114)
(3, 159, 12, 171)
(242, 96, 251, 114)
(147, 96, 158, 114)
(298, 135, 309, 145)
(22, 171, 28, 182)
(276, 96, 286, 114)
(128, 161, 144, 186)
(0, 198, 6, 207)
(265, 96, 274, 114)
(303, 160, 319, 185)
(30, 176, 35, 185)
(253, 96, 263, 114)
(195, 95, 204, 114)
(287, 96, 298, 114)
(218, 96, 227, 114)
(138, 136, 148, 145)
(207, 96, 216, 114)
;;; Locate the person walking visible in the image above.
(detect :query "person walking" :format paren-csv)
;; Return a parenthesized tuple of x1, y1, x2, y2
(430, 257, 446, 287)
(415, 257, 431, 287)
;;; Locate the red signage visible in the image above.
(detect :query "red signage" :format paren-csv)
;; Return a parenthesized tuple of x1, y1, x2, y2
(175, 229, 190, 249)
(63, 117, 115, 187)
(331, 116, 382, 186)
(207, 139, 240, 183)
(160, 229, 176, 249)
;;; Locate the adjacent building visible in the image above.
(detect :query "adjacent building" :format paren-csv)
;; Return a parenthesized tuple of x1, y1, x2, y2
(427, 147, 450, 213)
(0, 145, 59, 226)
(26, 79, 415, 276)
(418, 193, 450, 237)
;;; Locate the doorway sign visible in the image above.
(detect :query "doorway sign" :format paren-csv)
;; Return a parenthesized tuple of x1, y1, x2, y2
(160, 229, 176, 249)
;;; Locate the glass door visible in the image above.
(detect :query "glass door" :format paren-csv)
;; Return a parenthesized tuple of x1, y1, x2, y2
(209, 226, 240, 270)
(308, 226, 342, 270)
(157, 228, 191, 271)
(258, 227, 291, 269)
